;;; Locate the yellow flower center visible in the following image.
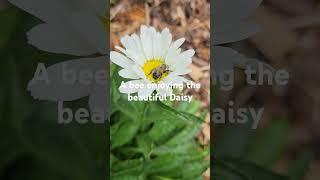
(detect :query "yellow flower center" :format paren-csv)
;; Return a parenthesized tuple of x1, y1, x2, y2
(142, 59, 169, 83)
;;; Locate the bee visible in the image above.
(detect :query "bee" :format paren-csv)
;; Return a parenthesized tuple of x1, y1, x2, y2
(148, 64, 171, 80)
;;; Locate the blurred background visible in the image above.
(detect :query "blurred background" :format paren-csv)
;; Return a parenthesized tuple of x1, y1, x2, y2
(0, 0, 107, 179)
(214, 0, 320, 179)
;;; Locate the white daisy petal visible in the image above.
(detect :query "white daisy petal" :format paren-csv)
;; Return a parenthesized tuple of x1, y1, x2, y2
(160, 28, 172, 58)
(212, 46, 275, 78)
(120, 35, 130, 49)
(149, 27, 157, 58)
(164, 75, 188, 85)
(140, 25, 153, 59)
(156, 83, 173, 97)
(27, 56, 107, 101)
(171, 68, 192, 76)
(213, 46, 246, 74)
(119, 80, 144, 94)
(172, 49, 194, 67)
(165, 48, 181, 66)
(162, 75, 177, 84)
(153, 32, 162, 59)
(9, 0, 106, 23)
(8, 0, 72, 23)
(118, 69, 140, 79)
(119, 34, 145, 65)
(27, 23, 97, 56)
(214, 20, 260, 45)
(132, 65, 146, 79)
(138, 84, 155, 98)
(70, 12, 108, 55)
(171, 38, 185, 49)
(131, 34, 147, 62)
(180, 49, 195, 59)
(110, 51, 134, 69)
(115, 46, 130, 57)
(128, 34, 146, 65)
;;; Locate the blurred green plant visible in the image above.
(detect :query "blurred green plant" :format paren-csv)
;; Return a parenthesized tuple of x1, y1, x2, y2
(110, 0, 118, 5)
(0, 6, 106, 180)
(212, 92, 313, 179)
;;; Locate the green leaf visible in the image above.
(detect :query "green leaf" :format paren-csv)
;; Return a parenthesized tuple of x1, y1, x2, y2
(214, 158, 289, 180)
(0, 7, 21, 48)
(111, 114, 141, 149)
(149, 176, 176, 180)
(3, 156, 66, 180)
(177, 101, 189, 112)
(152, 142, 197, 156)
(20, 103, 103, 180)
(214, 113, 255, 158)
(148, 118, 181, 144)
(74, 123, 108, 170)
(245, 119, 289, 167)
(146, 102, 202, 145)
(288, 151, 313, 180)
(112, 175, 144, 180)
(185, 100, 201, 114)
(151, 151, 209, 179)
(0, 59, 29, 171)
(110, 0, 119, 5)
(110, 153, 118, 167)
(110, 65, 146, 121)
(180, 161, 209, 179)
(111, 158, 144, 176)
(165, 123, 201, 146)
(144, 154, 185, 175)
(110, 114, 124, 139)
(136, 133, 153, 158)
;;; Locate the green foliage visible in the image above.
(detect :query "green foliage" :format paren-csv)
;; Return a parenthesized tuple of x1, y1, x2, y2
(245, 119, 289, 167)
(212, 89, 312, 180)
(110, 65, 209, 179)
(0, 7, 106, 180)
(110, 0, 118, 5)
(288, 151, 314, 180)
(0, 7, 20, 48)
(214, 158, 288, 180)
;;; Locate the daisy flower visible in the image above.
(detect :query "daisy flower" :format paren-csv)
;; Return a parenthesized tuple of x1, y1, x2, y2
(213, 0, 268, 78)
(111, 26, 195, 98)
(9, 0, 107, 56)
(9, 0, 109, 116)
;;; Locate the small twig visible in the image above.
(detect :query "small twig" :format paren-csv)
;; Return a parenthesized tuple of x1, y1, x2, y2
(145, 3, 151, 26)
(199, 65, 210, 72)
(287, 14, 320, 29)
